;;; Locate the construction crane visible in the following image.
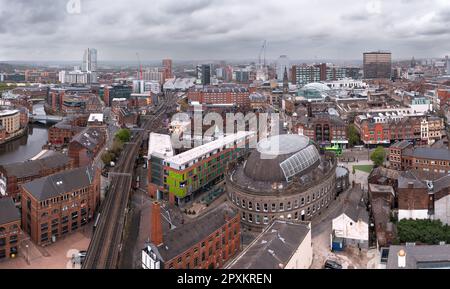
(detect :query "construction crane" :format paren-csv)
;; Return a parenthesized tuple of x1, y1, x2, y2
(136, 52, 143, 81)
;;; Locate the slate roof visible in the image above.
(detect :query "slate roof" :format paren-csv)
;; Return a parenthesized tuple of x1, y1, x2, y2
(403, 147, 450, 161)
(0, 197, 20, 225)
(155, 202, 238, 262)
(226, 220, 311, 269)
(386, 245, 450, 269)
(21, 166, 95, 201)
(343, 188, 369, 224)
(391, 140, 412, 150)
(71, 127, 103, 151)
(0, 152, 71, 179)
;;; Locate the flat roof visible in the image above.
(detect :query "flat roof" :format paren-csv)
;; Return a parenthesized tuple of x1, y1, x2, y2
(386, 245, 450, 269)
(148, 133, 174, 159)
(226, 220, 311, 269)
(88, 113, 104, 123)
(164, 131, 254, 170)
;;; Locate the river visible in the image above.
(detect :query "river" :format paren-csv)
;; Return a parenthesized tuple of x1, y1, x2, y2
(0, 103, 50, 164)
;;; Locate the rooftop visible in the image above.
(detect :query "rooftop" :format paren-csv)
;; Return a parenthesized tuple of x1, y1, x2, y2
(88, 113, 104, 123)
(0, 152, 72, 179)
(148, 133, 174, 160)
(71, 127, 104, 151)
(403, 147, 450, 162)
(386, 245, 450, 269)
(22, 166, 96, 201)
(164, 131, 254, 170)
(226, 220, 311, 269)
(0, 197, 20, 225)
(155, 202, 237, 262)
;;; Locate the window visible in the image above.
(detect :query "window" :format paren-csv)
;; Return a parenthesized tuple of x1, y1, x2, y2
(279, 203, 284, 211)
(256, 203, 260, 212)
(248, 202, 253, 210)
(271, 203, 276, 212)
(9, 235, 18, 244)
(263, 203, 268, 212)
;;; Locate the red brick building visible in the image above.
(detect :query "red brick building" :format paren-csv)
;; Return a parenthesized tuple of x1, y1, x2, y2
(0, 152, 74, 202)
(295, 113, 348, 147)
(141, 202, 240, 269)
(187, 85, 255, 107)
(0, 197, 21, 260)
(389, 141, 450, 175)
(68, 128, 105, 167)
(20, 166, 101, 246)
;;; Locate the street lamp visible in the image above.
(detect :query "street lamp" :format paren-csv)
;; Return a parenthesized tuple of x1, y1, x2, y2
(25, 244, 29, 264)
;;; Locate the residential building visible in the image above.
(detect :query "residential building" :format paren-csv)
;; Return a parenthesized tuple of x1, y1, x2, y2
(20, 166, 101, 245)
(147, 133, 174, 200)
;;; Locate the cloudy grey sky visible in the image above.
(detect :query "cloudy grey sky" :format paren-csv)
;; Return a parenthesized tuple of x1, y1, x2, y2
(0, 0, 449, 61)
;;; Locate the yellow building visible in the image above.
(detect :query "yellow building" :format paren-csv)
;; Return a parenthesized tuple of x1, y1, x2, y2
(0, 109, 20, 134)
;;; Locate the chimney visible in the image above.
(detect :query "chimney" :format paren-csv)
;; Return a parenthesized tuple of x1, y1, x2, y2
(397, 249, 406, 268)
(151, 201, 163, 246)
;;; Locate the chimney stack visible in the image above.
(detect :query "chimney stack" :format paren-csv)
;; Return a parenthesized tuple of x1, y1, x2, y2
(397, 249, 406, 268)
(151, 201, 163, 246)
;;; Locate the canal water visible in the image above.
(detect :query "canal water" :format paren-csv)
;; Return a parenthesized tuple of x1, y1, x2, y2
(0, 103, 50, 164)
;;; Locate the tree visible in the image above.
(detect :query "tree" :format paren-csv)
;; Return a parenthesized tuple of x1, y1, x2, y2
(115, 129, 131, 143)
(101, 152, 114, 166)
(370, 146, 386, 167)
(111, 139, 124, 155)
(348, 124, 361, 147)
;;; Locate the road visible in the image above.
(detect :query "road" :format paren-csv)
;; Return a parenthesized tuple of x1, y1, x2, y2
(82, 92, 178, 269)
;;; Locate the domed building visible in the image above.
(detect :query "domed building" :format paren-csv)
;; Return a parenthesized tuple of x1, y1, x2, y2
(226, 134, 341, 230)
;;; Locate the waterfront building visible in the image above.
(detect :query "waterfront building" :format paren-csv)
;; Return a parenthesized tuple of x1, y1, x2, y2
(0, 151, 73, 202)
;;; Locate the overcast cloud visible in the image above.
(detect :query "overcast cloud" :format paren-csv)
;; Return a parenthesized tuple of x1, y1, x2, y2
(0, 0, 449, 61)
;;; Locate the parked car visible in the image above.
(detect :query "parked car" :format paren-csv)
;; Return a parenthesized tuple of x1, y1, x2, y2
(72, 250, 87, 265)
(324, 259, 343, 269)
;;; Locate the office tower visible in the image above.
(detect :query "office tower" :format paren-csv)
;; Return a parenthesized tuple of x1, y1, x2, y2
(363, 51, 392, 79)
(446, 55, 450, 75)
(162, 59, 173, 79)
(197, 64, 211, 85)
(276, 55, 290, 82)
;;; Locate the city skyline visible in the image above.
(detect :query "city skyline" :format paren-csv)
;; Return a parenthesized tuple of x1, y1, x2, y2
(0, 0, 450, 62)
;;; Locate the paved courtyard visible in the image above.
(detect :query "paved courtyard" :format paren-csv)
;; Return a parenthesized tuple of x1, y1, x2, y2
(0, 227, 91, 269)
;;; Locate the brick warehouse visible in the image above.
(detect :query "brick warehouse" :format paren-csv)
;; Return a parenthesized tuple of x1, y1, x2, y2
(0, 197, 21, 260)
(187, 85, 256, 107)
(0, 152, 74, 202)
(141, 202, 240, 269)
(20, 166, 100, 246)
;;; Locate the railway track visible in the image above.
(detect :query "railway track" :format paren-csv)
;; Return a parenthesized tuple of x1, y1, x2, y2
(82, 94, 177, 269)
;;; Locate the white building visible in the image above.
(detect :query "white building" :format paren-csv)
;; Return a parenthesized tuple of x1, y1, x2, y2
(226, 220, 313, 269)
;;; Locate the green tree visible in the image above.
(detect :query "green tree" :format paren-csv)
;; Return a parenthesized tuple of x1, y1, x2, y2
(370, 146, 386, 167)
(111, 139, 124, 155)
(348, 124, 361, 147)
(115, 129, 131, 143)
